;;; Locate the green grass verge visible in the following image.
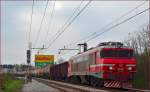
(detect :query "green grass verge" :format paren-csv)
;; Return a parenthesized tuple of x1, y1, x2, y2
(3, 79, 24, 92)
(0, 74, 24, 92)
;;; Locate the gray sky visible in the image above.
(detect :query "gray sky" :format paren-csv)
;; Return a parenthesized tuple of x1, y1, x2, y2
(1, 1, 149, 65)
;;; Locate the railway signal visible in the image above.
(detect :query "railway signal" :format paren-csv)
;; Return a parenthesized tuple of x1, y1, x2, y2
(27, 50, 31, 64)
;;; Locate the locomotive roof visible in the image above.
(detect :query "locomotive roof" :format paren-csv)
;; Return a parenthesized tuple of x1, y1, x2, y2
(70, 45, 133, 59)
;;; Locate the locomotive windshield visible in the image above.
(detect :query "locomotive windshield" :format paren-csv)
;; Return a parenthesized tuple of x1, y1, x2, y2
(100, 49, 133, 58)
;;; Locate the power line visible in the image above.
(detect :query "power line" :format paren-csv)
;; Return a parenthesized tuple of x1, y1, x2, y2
(28, 0, 35, 43)
(62, 6, 149, 55)
(64, 1, 148, 49)
(33, 0, 49, 47)
(43, 0, 56, 46)
(54, 0, 84, 37)
(86, 8, 149, 42)
(43, 0, 84, 50)
(46, 0, 92, 50)
(74, 7, 149, 54)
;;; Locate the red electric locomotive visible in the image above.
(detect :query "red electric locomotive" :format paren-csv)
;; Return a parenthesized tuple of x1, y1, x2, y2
(68, 42, 136, 88)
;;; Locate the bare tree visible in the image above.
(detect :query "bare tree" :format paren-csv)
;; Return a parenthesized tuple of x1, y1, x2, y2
(123, 24, 150, 89)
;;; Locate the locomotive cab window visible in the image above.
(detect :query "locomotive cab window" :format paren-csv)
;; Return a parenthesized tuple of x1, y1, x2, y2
(100, 49, 133, 58)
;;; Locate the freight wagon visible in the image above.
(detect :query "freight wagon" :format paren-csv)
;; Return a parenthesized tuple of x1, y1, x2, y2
(50, 62, 68, 81)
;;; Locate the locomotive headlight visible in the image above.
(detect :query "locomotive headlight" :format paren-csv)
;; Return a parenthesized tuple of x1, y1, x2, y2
(128, 66, 132, 70)
(109, 66, 113, 70)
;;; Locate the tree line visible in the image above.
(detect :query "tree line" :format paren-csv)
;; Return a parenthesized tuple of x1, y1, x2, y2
(124, 24, 150, 89)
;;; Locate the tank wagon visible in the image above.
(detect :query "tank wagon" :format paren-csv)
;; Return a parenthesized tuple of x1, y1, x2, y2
(33, 42, 136, 88)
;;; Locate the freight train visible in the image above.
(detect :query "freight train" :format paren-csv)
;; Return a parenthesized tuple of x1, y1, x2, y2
(32, 42, 136, 88)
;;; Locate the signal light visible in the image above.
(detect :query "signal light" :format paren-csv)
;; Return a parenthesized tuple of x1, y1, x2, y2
(27, 50, 31, 63)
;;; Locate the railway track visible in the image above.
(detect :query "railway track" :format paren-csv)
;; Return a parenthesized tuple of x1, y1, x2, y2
(35, 78, 109, 92)
(34, 78, 148, 92)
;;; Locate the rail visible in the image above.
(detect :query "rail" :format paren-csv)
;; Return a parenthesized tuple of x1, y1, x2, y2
(34, 77, 150, 92)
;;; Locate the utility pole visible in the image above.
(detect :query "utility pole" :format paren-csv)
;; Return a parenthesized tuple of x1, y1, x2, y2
(59, 48, 79, 51)
(26, 42, 32, 79)
(59, 47, 79, 55)
(27, 44, 47, 64)
(59, 48, 79, 54)
(59, 43, 88, 54)
(26, 42, 47, 79)
(31, 45, 47, 54)
(148, 0, 150, 89)
(78, 43, 88, 52)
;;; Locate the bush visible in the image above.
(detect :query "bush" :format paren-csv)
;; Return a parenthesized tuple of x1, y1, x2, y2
(133, 54, 149, 89)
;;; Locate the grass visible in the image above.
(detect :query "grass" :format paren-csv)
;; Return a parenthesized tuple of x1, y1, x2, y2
(0, 74, 24, 92)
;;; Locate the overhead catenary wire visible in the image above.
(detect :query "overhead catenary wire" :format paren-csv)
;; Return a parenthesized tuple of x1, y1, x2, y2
(62, 7, 149, 55)
(86, 8, 150, 42)
(45, 0, 92, 50)
(43, 0, 56, 46)
(44, 0, 85, 51)
(64, 1, 148, 49)
(33, 0, 49, 47)
(42, 0, 84, 53)
(40, 0, 84, 53)
(51, 0, 84, 38)
(28, 0, 35, 43)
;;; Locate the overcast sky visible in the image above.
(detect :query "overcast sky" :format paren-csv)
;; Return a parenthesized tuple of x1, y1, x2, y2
(1, 1, 149, 65)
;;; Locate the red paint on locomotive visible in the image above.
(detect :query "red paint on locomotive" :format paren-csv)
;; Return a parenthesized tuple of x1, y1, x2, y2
(67, 43, 136, 88)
